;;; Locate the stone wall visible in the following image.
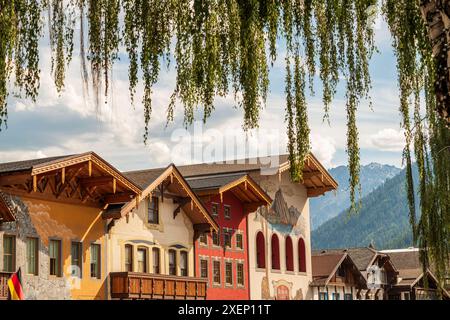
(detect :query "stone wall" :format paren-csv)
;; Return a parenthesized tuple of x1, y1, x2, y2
(0, 195, 72, 300)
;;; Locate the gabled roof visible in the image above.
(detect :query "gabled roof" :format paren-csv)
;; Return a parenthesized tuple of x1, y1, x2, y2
(0, 152, 141, 208)
(0, 189, 15, 222)
(126, 153, 338, 198)
(0, 155, 72, 174)
(185, 173, 272, 211)
(311, 252, 366, 287)
(313, 247, 382, 271)
(122, 164, 218, 232)
(0, 152, 141, 194)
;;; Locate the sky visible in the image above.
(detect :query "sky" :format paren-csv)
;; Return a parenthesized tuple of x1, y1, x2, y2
(0, 10, 407, 172)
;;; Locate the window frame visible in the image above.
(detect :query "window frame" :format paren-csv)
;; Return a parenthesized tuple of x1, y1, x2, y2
(256, 231, 265, 269)
(168, 249, 177, 276)
(235, 233, 243, 250)
(200, 259, 208, 279)
(223, 229, 232, 249)
(49, 239, 62, 277)
(2, 234, 16, 272)
(180, 251, 188, 277)
(212, 231, 220, 247)
(236, 263, 244, 287)
(211, 202, 219, 217)
(27, 237, 39, 276)
(152, 247, 160, 274)
(124, 244, 133, 272)
(199, 233, 208, 246)
(225, 261, 233, 286)
(213, 260, 221, 285)
(70, 241, 82, 278)
(224, 205, 231, 220)
(90, 243, 101, 279)
(137, 247, 148, 273)
(148, 196, 159, 224)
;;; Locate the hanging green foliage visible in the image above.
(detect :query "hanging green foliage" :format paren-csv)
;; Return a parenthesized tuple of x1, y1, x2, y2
(0, 0, 448, 287)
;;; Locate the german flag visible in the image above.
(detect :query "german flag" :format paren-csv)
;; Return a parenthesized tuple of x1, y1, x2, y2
(8, 268, 25, 300)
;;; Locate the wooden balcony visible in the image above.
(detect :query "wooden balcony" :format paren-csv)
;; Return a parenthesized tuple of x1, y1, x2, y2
(0, 272, 12, 300)
(110, 272, 207, 300)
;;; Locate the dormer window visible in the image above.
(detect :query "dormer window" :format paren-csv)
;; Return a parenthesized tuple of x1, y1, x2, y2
(148, 196, 159, 224)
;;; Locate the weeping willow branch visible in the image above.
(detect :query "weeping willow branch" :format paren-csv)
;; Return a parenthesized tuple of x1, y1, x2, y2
(0, 0, 448, 286)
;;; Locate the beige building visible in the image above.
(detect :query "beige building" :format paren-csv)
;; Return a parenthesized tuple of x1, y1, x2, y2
(107, 164, 218, 299)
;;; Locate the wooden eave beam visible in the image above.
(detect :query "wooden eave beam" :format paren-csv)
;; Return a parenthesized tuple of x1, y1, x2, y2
(103, 192, 135, 204)
(79, 176, 115, 187)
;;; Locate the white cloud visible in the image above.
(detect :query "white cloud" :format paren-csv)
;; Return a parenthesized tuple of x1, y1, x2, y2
(310, 134, 336, 168)
(369, 128, 406, 151)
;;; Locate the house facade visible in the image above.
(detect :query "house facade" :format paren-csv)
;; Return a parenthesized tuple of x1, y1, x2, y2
(0, 153, 141, 300)
(310, 251, 366, 300)
(380, 248, 450, 300)
(186, 174, 272, 300)
(314, 247, 398, 299)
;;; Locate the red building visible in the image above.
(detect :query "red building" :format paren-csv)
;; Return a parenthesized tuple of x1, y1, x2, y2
(187, 174, 271, 300)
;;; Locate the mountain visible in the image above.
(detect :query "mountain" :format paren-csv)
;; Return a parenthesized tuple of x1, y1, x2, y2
(311, 165, 419, 250)
(310, 163, 401, 230)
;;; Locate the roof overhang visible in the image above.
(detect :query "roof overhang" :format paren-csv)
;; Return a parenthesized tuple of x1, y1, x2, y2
(192, 174, 272, 212)
(120, 164, 219, 232)
(278, 153, 338, 198)
(0, 152, 141, 208)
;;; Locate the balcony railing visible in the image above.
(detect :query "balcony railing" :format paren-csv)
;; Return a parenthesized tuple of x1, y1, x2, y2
(0, 272, 12, 300)
(110, 272, 207, 300)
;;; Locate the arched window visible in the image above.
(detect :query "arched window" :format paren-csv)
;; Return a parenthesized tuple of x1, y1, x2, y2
(298, 238, 306, 273)
(285, 236, 294, 271)
(256, 231, 265, 268)
(271, 234, 280, 270)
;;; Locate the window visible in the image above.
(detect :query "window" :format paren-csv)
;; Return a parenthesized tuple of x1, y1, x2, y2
(137, 247, 147, 273)
(285, 236, 294, 271)
(332, 293, 340, 300)
(236, 263, 244, 286)
(213, 261, 221, 284)
(212, 231, 220, 246)
(199, 233, 207, 245)
(224, 205, 231, 219)
(180, 251, 188, 276)
(403, 292, 411, 300)
(271, 234, 280, 270)
(211, 203, 218, 217)
(236, 233, 243, 250)
(344, 293, 353, 300)
(298, 238, 306, 273)
(71, 242, 82, 278)
(27, 238, 39, 275)
(152, 247, 160, 274)
(319, 292, 328, 300)
(200, 259, 208, 278)
(49, 239, 62, 277)
(3, 235, 15, 272)
(148, 196, 159, 224)
(124, 244, 133, 272)
(90, 243, 101, 279)
(223, 230, 231, 248)
(256, 231, 265, 268)
(225, 262, 233, 285)
(168, 249, 177, 276)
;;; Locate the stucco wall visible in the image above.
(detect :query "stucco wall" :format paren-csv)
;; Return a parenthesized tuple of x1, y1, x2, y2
(0, 196, 106, 300)
(247, 170, 312, 300)
(108, 195, 195, 279)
